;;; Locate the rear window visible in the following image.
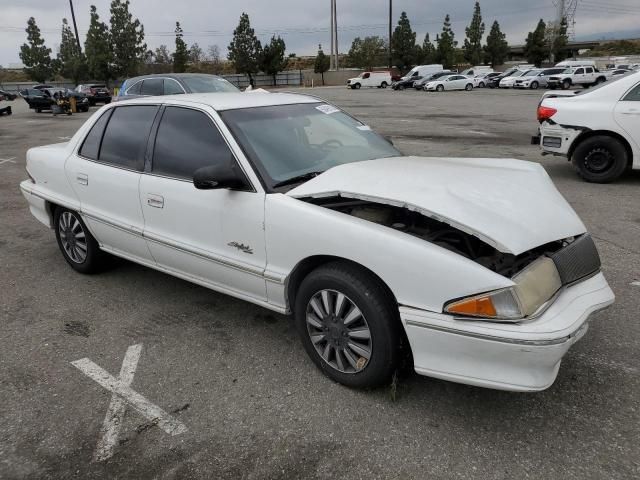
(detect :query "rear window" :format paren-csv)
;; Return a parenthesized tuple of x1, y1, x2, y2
(141, 78, 163, 96)
(181, 75, 239, 93)
(125, 81, 142, 95)
(79, 110, 113, 160)
(98, 106, 158, 170)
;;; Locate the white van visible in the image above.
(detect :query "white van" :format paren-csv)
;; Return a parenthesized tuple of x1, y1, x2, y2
(347, 71, 393, 89)
(402, 64, 444, 80)
(555, 60, 597, 68)
(460, 65, 493, 76)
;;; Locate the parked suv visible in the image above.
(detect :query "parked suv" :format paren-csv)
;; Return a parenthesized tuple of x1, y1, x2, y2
(115, 73, 239, 101)
(75, 84, 111, 105)
(547, 66, 608, 90)
(514, 68, 566, 89)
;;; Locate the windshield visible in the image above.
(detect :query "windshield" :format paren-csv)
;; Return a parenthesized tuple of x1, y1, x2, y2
(562, 68, 577, 74)
(181, 75, 239, 93)
(220, 103, 400, 190)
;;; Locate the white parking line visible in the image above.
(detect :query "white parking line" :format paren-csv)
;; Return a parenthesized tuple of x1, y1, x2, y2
(58, 136, 71, 140)
(0, 157, 16, 166)
(631, 281, 640, 287)
(72, 344, 188, 462)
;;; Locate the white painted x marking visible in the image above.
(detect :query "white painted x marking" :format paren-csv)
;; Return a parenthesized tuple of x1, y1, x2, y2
(632, 281, 640, 287)
(72, 344, 188, 462)
(0, 157, 16, 165)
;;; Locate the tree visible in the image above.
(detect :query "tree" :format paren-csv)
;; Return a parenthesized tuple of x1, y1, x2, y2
(57, 18, 87, 84)
(109, 0, 146, 78)
(154, 45, 171, 64)
(19, 17, 53, 83)
(524, 19, 547, 67)
(484, 20, 509, 67)
(391, 11, 417, 72)
(228, 13, 262, 85)
(547, 18, 569, 63)
(421, 33, 436, 64)
(173, 22, 189, 73)
(463, 2, 485, 66)
(260, 35, 288, 86)
(314, 44, 330, 85)
(437, 15, 457, 69)
(347, 36, 387, 70)
(85, 5, 112, 82)
(189, 42, 204, 64)
(207, 45, 223, 74)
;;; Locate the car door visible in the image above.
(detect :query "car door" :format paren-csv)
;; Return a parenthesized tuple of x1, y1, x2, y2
(450, 76, 464, 90)
(65, 104, 159, 263)
(614, 82, 640, 154)
(573, 68, 585, 84)
(139, 105, 268, 301)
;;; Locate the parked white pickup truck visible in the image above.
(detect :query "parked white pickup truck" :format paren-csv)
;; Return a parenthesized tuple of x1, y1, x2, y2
(547, 66, 608, 90)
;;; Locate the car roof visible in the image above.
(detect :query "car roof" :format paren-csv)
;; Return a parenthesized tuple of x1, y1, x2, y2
(123, 73, 226, 84)
(109, 92, 320, 111)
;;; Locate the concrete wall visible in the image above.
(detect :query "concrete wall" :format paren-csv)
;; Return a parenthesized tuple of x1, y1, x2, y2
(301, 69, 363, 87)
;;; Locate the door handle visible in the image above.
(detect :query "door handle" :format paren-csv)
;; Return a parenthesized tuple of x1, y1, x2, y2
(76, 173, 88, 185)
(621, 109, 640, 115)
(146, 194, 164, 209)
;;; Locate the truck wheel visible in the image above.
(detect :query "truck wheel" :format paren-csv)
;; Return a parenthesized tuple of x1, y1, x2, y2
(595, 77, 606, 85)
(562, 79, 572, 90)
(381, 82, 388, 88)
(294, 261, 402, 389)
(354, 83, 361, 90)
(573, 135, 628, 183)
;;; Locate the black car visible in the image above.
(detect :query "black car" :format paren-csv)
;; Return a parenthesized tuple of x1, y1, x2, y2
(75, 84, 112, 105)
(487, 69, 519, 89)
(392, 76, 423, 90)
(0, 89, 17, 101)
(115, 73, 239, 101)
(20, 88, 90, 113)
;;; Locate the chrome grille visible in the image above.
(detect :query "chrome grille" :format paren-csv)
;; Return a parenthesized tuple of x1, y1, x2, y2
(550, 234, 601, 285)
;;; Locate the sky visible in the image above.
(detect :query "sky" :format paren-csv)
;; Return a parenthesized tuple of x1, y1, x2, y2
(2, 0, 640, 67)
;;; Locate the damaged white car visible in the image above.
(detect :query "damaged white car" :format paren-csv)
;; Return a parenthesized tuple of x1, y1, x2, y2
(20, 92, 614, 392)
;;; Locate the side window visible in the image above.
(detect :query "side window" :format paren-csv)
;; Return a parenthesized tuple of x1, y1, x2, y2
(575, 68, 584, 74)
(152, 107, 234, 180)
(79, 110, 113, 160)
(163, 79, 184, 95)
(586, 67, 594, 74)
(622, 83, 640, 101)
(126, 81, 142, 95)
(363, 73, 370, 79)
(99, 106, 158, 170)
(141, 78, 163, 96)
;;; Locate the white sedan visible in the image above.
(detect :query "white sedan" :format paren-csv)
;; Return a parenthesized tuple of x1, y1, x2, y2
(535, 70, 640, 182)
(425, 75, 474, 92)
(499, 70, 528, 88)
(21, 92, 614, 391)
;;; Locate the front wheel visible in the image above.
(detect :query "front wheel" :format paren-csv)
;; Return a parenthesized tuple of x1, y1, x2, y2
(436, 84, 444, 92)
(572, 135, 628, 183)
(530, 81, 539, 90)
(562, 79, 572, 90)
(478, 81, 485, 88)
(354, 83, 361, 90)
(465, 83, 473, 91)
(294, 262, 402, 389)
(54, 207, 105, 273)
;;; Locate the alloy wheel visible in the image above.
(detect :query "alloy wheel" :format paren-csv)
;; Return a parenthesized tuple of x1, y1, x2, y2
(305, 289, 372, 374)
(58, 211, 88, 264)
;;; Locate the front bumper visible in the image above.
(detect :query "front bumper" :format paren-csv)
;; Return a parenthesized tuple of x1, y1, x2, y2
(400, 272, 614, 391)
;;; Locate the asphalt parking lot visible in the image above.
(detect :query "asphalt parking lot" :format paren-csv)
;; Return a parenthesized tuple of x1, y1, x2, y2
(1, 87, 639, 479)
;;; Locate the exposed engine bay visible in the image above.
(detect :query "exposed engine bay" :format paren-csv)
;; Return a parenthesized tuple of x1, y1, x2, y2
(305, 197, 565, 278)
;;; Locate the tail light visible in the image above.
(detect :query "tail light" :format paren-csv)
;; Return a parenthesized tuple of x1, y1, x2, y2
(537, 105, 557, 123)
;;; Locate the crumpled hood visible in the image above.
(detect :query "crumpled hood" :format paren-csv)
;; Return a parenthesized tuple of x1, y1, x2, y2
(287, 156, 586, 255)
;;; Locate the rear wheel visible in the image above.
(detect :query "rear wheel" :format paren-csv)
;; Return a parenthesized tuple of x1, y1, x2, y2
(54, 207, 105, 273)
(478, 81, 485, 88)
(294, 262, 402, 388)
(465, 83, 473, 91)
(572, 135, 628, 183)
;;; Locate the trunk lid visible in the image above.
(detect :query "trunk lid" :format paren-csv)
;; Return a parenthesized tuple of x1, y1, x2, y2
(287, 156, 586, 255)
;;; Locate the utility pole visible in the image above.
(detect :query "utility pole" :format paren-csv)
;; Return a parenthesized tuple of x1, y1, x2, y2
(388, 0, 393, 68)
(329, 0, 335, 70)
(333, 0, 339, 70)
(68, 0, 82, 52)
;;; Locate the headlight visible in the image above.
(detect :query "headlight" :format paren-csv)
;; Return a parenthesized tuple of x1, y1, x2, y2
(445, 257, 562, 322)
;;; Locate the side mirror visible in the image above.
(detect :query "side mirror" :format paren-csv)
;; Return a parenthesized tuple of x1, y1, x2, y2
(193, 157, 250, 191)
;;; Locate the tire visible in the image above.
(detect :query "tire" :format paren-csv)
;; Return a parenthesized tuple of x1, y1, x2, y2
(478, 81, 485, 88)
(562, 79, 571, 90)
(465, 83, 473, 91)
(436, 84, 444, 92)
(530, 81, 539, 90)
(104, 99, 111, 104)
(54, 207, 105, 273)
(354, 83, 361, 90)
(294, 262, 402, 389)
(380, 82, 388, 89)
(572, 135, 628, 183)
(595, 77, 606, 85)
(36, 108, 42, 113)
